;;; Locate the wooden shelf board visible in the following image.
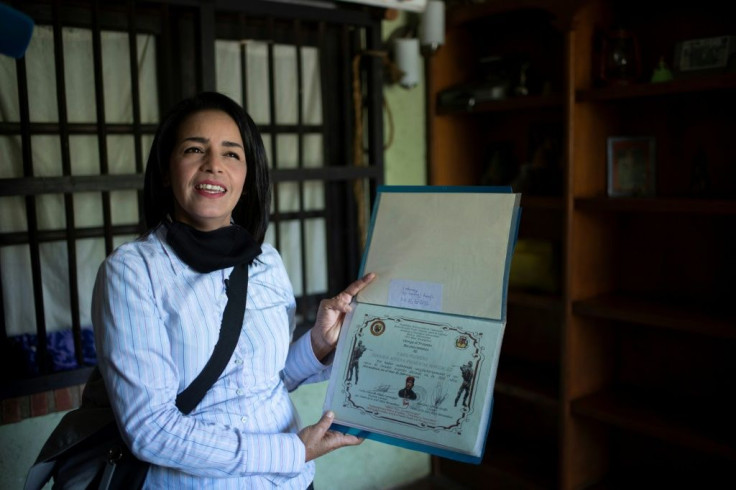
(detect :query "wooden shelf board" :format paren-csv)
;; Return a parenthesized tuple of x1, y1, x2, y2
(575, 197, 736, 215)
(437, 93, 564, 116)
(572, 293, 736, 340)
(576, 72, 736, 102)
(571, 388, 736, 461)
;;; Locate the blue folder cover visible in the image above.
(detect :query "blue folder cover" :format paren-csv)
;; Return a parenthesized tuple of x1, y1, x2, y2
(324, 185, 521, 464)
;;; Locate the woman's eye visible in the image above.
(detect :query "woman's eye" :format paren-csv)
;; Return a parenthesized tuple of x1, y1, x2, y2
(226, 152, 241, 160)
(184, 147, 203, 154)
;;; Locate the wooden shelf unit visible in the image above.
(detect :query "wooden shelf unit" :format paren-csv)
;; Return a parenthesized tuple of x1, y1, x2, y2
(429, 2, 568, 487)
(428, 0, 736, 488)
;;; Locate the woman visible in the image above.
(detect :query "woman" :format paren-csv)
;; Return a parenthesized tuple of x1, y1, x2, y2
(92, 91, 374, 488)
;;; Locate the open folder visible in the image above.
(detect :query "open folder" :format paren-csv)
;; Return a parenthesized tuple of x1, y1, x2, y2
(324, 185, 521, 463)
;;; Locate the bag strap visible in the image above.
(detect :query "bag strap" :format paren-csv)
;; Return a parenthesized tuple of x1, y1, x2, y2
(175, 262, 249, 414)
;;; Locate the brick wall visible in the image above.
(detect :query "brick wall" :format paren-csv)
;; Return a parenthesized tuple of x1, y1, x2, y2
(0, 385, 84, 425)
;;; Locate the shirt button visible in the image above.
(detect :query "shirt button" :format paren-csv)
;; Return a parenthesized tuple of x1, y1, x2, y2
(241, 416, 247, 423)
(234, 359, 243, 365)
(236, 389, 244, 396)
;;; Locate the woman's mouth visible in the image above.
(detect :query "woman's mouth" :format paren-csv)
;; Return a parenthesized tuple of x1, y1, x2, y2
(195, 183, 226, 194)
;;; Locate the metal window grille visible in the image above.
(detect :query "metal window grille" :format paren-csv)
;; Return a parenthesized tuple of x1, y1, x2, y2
(0, 0, 384, 402)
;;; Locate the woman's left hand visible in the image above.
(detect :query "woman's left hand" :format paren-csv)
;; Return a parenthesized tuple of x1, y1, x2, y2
(311, 272, 375, 361)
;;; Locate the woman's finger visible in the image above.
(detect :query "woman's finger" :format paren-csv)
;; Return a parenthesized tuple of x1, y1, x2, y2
(333, 272, 376, 303)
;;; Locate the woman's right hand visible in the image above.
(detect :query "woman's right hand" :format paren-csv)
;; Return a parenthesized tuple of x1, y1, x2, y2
(298, 411, 363, 462)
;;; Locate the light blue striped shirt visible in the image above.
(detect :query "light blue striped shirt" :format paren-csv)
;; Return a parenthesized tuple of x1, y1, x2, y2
(92, 224, 330, 489)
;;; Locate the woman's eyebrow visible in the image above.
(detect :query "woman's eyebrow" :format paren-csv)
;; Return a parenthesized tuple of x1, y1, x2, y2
(181, 136, 243, 150)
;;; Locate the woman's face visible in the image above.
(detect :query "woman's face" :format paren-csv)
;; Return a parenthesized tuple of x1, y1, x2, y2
(167, 109, 246, 231)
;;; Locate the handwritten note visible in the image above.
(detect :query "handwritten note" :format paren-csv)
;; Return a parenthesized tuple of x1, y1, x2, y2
(388, 279, 443, 312)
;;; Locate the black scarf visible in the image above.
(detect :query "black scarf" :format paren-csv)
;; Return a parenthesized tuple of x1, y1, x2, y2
(165, 218, 261, 273)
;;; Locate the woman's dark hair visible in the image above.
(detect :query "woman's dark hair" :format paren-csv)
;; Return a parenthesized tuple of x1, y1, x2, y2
(143, 91, 271, 243)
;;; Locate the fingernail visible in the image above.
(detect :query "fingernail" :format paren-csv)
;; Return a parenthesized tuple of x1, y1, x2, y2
(326, 411, 334, 419)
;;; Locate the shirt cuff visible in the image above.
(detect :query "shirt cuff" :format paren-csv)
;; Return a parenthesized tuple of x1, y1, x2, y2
(242, 433, 305, 477)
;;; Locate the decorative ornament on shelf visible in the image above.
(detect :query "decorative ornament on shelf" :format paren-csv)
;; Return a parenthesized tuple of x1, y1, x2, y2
(651, 56, 674, 83)
(597, 26, 642, 85)
(514, 61, 531, 96)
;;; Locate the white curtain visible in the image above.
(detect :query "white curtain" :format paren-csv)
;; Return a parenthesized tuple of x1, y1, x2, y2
(0, 26, 158, 336)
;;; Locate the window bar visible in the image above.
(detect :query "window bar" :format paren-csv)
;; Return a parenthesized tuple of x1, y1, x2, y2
(0, 267, 6, 345)
(1, 225, 142, 248)
(266, 16, 281, 250)
(239, 12, 249, 114)
(52, 1, 84, 367)
(16, 53, 50, 374)
(364, 22, 384, 196)
(294, 19, 308, 311)
(343, 25, 361, 280)
(157, 3, 176, 112)
(127, 0, 145, 228)
(92, 0, 114, 256)
(316, 21, 328, 160)
(197, 2, 216, 92)
(319, 22, 341, 294)
(0, 122, 157, 136)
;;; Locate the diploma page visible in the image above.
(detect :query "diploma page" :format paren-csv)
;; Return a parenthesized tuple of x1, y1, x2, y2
(325, 302, 504, 460)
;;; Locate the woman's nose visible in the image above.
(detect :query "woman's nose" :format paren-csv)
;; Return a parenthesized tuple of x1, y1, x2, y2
(200, 152, 223, 173)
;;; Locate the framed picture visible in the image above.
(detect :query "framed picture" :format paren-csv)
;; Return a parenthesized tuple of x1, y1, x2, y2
(607, 137, 656, 197)
(674, 35, 735, 74)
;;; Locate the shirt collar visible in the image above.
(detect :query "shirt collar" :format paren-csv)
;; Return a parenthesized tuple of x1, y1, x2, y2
(154, 223, 188, 276)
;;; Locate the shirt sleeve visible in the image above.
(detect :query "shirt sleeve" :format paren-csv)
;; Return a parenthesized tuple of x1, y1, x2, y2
(92, 250, 306, 478)
(282, 329, 333, 390)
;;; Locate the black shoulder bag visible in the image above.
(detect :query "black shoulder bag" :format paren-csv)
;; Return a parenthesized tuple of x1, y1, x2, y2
(24, 262, 250, 490)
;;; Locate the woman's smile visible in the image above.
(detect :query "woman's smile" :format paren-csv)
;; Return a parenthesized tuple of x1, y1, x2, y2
(194, 180, 228, 196)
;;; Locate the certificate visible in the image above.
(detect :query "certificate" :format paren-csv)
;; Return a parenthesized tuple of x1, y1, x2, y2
(324, 186, 521, 463)
(326, 303, 503, 458)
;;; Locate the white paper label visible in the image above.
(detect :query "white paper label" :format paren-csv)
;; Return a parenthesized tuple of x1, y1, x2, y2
(387, 279, 443, 312)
